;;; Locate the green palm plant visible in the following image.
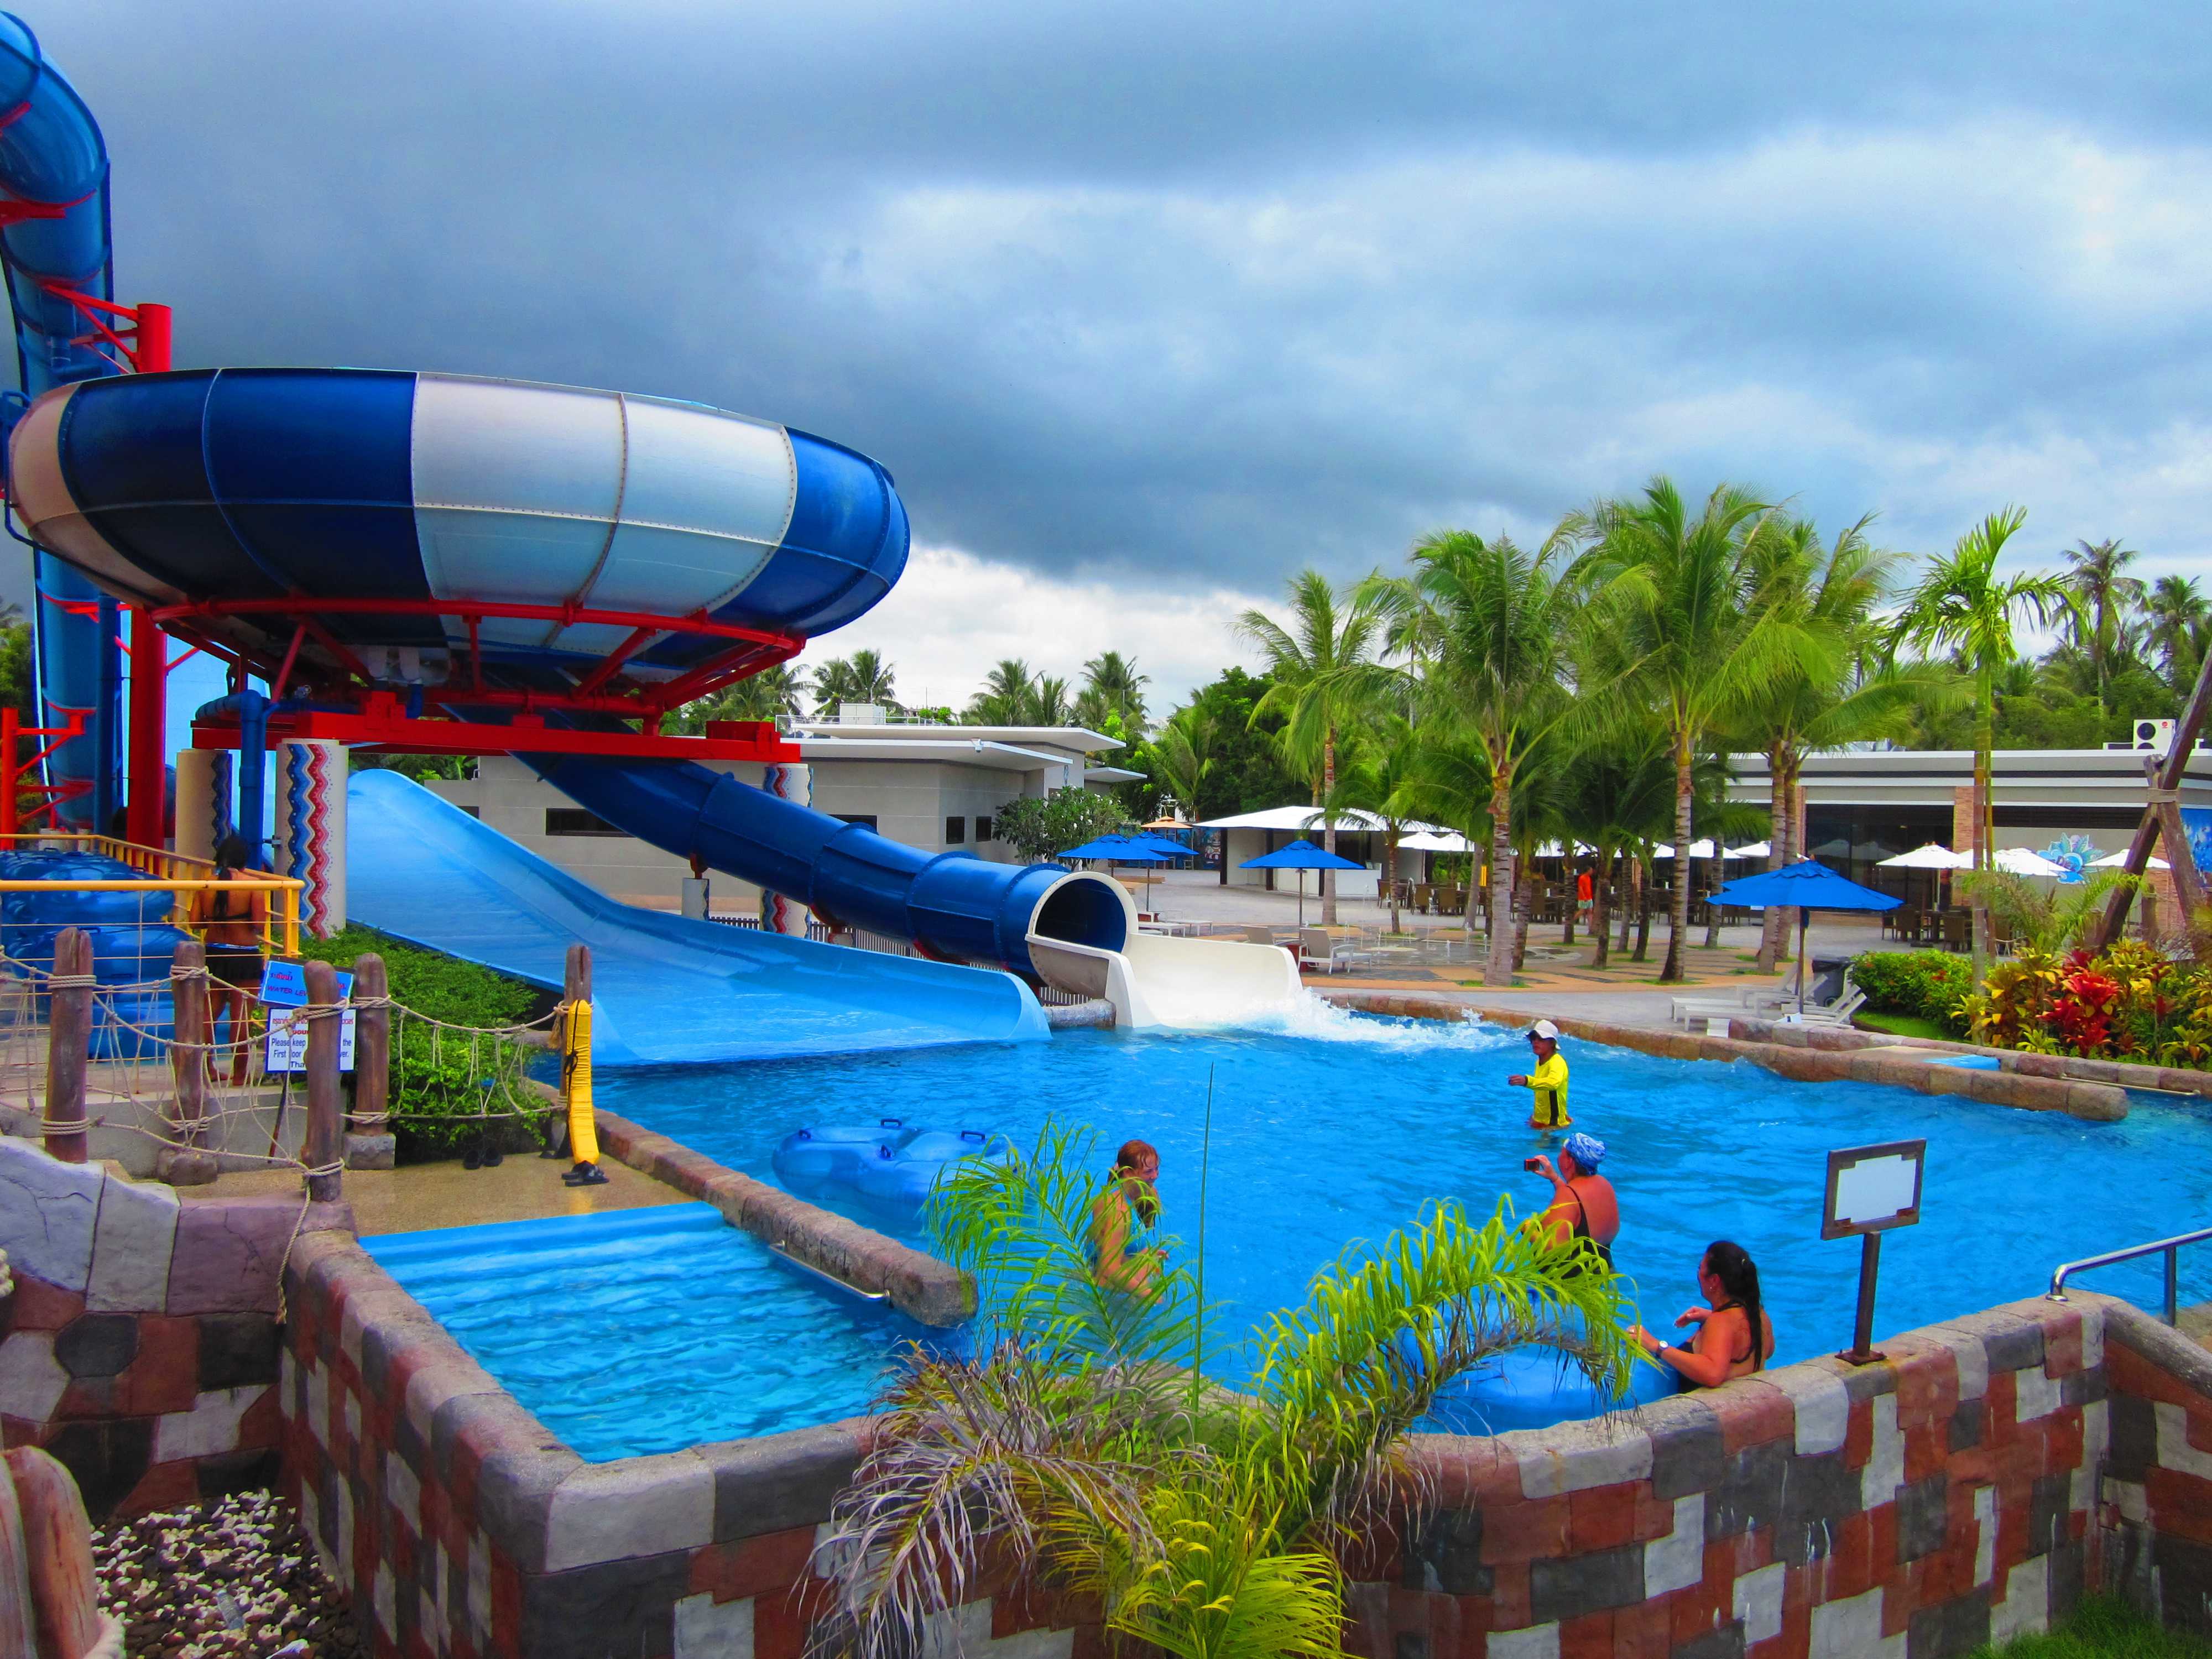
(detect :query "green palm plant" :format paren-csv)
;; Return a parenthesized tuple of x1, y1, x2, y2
(2062, 539, 2146, 711)
(1236, 572, 1394, 924)
(1318, 714, 1425, 934)
(1955, 869, 2147, 956)
(1890, 508, 2083, 973)
(967, 658, 1039, 724)
(817, 1123, 1641, 1659)
(2147, 574, 2208, 691)
(1083, 650, 1152, 738)
(1572, 479, 1827, 983)
(1557, 716, 1676, 968)
(1031, 674, 1073, 726)
(1359, 531, 1583, 985)
(811, 650, 900, 718)
(668, 662, 805, 731)
(1149, 707, 1215, 822)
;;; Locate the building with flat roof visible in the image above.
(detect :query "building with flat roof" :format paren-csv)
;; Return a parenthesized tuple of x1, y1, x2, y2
(426, 714, 1138, 913)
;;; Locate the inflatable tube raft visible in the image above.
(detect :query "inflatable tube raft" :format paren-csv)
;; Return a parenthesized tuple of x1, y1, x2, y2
(773, 1121, 1014, 1212)
(1424, 1344, 1678, 1434)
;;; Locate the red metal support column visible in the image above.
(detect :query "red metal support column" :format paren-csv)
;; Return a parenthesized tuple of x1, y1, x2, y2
(1, 705, 17, 839)
(125, 607, 166, 851)
(132, 302, 171, 373)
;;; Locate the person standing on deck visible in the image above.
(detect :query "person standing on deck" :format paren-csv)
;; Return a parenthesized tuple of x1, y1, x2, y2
(1506, 1019, 1571, 1128)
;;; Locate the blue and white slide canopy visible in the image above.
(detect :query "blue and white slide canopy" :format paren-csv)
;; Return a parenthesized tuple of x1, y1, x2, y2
(6, 368, 910, 681)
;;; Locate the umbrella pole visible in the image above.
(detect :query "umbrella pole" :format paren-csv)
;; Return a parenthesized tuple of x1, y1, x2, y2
(1798, 907, 1808, 1019)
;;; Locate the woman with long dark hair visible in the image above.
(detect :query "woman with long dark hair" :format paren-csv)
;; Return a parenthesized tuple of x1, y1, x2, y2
(1632, 1239, 1773, 1388)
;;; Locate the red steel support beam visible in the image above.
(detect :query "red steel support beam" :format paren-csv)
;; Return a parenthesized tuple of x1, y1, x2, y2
(125, 606, 165, 849)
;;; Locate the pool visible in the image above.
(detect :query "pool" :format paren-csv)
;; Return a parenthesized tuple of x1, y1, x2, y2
(599, 1003, 2212, 1383)
(364, 1205, 931, 1461)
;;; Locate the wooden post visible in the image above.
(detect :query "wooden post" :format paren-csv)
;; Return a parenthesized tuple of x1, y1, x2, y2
(303, 958, 343, 1202)
(2090, 651, 2212, 951)
(158, 937, 217, 1186)
(0, 1455, 35, 1659)
(349, 952, 395, 1170)
(43, 927, 91, 1164)
(565, 940, 592, 1005)
(7, 1447, 104, 1659)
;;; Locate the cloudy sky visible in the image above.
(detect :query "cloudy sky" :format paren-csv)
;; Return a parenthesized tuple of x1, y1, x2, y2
(31, 2, 2212, 711)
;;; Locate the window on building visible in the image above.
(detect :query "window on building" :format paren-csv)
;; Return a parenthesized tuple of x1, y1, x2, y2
(456, 805, 481, 820)
(545, 808, 626, 837)
(834, 814, 878, 832)
(975, 815, 994, 842)
(945, 816, 966, 844)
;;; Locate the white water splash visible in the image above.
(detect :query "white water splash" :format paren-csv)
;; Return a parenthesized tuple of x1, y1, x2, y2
(1220, 990, 1518, 1051)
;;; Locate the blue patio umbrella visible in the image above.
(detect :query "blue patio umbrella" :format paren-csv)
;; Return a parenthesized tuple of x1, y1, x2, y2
(1060, 836, 1172, 910)
(1709, 859, 1900, 1016)
(1129, 832, 1193, 860)
(1240, 837, 1366, 926)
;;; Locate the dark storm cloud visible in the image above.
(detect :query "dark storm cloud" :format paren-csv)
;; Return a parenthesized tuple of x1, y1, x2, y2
(27, 1, 2212, 609)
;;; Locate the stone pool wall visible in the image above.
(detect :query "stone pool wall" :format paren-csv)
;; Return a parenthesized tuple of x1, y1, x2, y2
(0, 1133, 352, 1516)
(284, 1208, 2212, 1659)
(278, 1229, 1078, 1659)
(1320, 990, 2128, 1121)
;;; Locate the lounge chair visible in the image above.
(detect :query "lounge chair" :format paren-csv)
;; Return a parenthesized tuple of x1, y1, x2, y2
(1668, 964, 1801, 1027)
(1297, 927, 1360, 975)
(1793, 987, 1868, 1028)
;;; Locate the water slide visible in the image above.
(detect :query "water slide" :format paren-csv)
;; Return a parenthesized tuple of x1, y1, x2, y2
(0, 22, 1300, 1037)
(345, 769, 1047, 1065)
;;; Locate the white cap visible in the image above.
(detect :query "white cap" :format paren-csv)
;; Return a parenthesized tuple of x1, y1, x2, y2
(1530, 1020, 1560, 1041)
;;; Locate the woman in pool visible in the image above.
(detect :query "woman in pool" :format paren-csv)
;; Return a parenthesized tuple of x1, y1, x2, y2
(1631, 1240, 1773, 1389)
(1089, 1139, 1164, 1295)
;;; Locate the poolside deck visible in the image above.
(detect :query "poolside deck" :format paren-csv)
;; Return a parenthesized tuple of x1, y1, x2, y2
(192, 1152, 687, 1237)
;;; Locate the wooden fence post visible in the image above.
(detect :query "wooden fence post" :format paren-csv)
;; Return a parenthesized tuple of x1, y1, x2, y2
(348, 952, 395, 1170)
(157, 937, 217, 1186)
(303, 958, 343, 1203)
(6, 1447, 105, 1659)
(564, 940, 592, 1005)
(42, 927, 91, 1164)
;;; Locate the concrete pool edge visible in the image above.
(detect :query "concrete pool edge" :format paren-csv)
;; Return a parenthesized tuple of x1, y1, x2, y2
(279, 1221, 2212, 1655)
(1320, 990, 2130, 1121)
(588, 1107, 971, 1326)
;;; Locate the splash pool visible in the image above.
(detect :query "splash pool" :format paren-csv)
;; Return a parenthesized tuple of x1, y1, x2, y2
(601, 1004, 2210, 1373)
(364, 1205, 929, 1460)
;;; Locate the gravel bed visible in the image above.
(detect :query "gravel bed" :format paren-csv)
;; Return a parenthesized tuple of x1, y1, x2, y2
(92, 1489, 361, 1658)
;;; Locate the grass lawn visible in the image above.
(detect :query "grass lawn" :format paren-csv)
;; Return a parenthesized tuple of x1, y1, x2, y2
(1978, 1596, 2212, 1659)
(1854, 1009, 1955, 1042)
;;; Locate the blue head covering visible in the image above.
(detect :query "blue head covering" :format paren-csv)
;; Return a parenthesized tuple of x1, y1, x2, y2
(1563, 1131, 1606, 1170)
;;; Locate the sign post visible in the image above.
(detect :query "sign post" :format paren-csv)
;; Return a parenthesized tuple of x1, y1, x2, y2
(1822, 1139, 1927, 1365)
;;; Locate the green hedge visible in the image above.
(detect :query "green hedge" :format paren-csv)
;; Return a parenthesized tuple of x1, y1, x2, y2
(298, 926, 555, 1161)
(1850, 950, 1971, 1039)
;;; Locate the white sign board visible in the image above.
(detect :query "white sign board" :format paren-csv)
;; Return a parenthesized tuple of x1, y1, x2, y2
(265, 1006, 356, 1074)
(1822, 1139, 1926, 1239)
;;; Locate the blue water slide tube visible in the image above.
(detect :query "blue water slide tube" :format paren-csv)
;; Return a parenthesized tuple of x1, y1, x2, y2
(0, 13, 122, 827)
(521, 753, 1131, 975)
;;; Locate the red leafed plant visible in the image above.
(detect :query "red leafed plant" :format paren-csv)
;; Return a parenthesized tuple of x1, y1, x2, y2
(2042, 949, 2121, 1053)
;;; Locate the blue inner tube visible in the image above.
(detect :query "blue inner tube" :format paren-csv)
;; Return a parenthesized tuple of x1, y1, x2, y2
(772, 1122, 1013, 1213)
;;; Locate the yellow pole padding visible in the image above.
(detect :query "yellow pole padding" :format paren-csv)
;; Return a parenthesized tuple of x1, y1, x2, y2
(561, 998, 598, 1166)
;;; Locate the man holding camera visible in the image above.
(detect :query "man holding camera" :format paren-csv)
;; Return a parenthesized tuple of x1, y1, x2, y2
(1525, 1131, 1618, 1270)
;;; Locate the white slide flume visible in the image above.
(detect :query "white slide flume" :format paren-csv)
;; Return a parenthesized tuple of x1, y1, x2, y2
(1026, 931, 1305, 1030)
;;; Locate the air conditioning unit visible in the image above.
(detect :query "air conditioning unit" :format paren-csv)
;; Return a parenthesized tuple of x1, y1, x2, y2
(2133, 717, 2176, 755)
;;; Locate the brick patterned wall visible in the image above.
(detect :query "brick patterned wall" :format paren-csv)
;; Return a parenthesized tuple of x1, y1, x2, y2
(279, 1230, 1089, 1659)
(0, 1134, 352, 1517)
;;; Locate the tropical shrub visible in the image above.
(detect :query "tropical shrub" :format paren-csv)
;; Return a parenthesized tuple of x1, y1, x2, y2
(815, 1124, 1642, 1659)
(1959, 941, 2212, 1066)
(300, 926, 552, 1159)
(993, 786, 1124, 863)
(1850, 951, 1971, 1037)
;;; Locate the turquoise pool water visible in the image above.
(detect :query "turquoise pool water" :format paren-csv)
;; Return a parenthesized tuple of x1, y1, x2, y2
(364, 1205, 930, 1460)
(601, 1004, 2212, 1380)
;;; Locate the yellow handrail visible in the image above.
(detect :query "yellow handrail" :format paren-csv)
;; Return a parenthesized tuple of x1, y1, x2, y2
(0, 860, 306, 957)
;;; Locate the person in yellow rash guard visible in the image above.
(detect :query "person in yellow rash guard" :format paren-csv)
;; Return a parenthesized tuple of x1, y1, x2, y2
(1507, 1019, 1571, 1128)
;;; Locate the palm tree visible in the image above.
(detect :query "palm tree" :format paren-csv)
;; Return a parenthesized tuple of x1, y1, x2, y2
(1891, 507, 2081, 973)
(2063, 539, 2146, 710)
(1559, 717, 1676, 969)
(966, 659, 1036, 724)
(1733, 515, 1933, 970)
(1149, 707, 1214, 821)
(2147, 574, 2208, 690)
(1319, 714, 1425, 934)
(669, 663, 805, 732)
(1236, 571, 1391, 925)
(1573, 479, 1824, 983)
(811, 650, 899, 718)
(1360, 532, 1586, 985)
(816, 1124, 1640, 1659)
(1030, 674, 1072, 726)
(1082, 650, 1151, 737)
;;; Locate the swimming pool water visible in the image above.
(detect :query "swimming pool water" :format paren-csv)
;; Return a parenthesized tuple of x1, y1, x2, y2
(364, 1205, 929, 1461)
(600, 1003, 2212, 1383)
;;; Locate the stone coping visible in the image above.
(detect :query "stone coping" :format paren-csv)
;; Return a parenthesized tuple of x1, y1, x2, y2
(592, 1109, 971, 1327)
(1320, 989, 2128, 1121)
(1732, 1014, 2212, 1099)
(284, 1228, 869, 1576)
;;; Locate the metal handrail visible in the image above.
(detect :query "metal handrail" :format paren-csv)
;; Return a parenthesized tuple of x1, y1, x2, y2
(2048, 1225, 2212, 1326)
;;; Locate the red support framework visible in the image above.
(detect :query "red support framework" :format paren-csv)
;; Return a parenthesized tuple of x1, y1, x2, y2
(124, 606, 166, 848)
(191, 698, 802, 764)
(33, 282, 171, 375)
(0, 705, 91, 833)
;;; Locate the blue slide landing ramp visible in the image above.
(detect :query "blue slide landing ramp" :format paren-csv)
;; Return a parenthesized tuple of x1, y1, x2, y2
(345, 771, 1048, 1066)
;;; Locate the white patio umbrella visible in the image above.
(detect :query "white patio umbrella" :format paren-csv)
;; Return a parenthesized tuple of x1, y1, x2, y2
(1877, 844, 1973, 869)
(1650, 839, 1719, 859)
(1400, 831, 1473, 853)
(2088, 849, 2172, 870)
(1992, 847, 2067, 878)
(1724, 842, 1770, 860)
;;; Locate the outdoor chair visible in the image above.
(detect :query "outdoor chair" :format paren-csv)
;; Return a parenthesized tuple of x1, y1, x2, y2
(1668, 963, 1802, 1029)
(1794, 986, 1867, 1028)
(1411, 883, 1432, 914)
(1297, 926, 1359, 975)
